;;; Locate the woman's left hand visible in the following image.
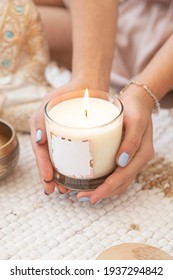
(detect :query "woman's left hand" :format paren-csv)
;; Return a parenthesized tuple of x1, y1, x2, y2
(77, 88, 155, 204)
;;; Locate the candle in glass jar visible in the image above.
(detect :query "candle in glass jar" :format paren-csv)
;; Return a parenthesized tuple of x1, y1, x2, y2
(45, 89, 123, 190)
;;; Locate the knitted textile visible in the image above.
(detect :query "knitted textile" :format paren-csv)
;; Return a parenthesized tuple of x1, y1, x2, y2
(0, 109, 173, 260)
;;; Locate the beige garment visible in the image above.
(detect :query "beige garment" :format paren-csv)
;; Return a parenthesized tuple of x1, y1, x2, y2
(0, 0, 49, 85)
(64, 0, 173, 92)
(0, 0, 50, 132)
(111, 0, 173, 91)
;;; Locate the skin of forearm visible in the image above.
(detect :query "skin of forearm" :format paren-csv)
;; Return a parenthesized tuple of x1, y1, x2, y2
(34, 0, 64, 6)
(138, 33, 173, 102)
(69, 0, 118, 91)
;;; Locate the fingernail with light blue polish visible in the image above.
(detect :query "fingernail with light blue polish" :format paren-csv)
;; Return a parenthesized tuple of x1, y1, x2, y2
(118, 152, 129, 167)
(78, 197, 90, 202)
(69, 190, 78, 196)
(35, 129, 42, 143)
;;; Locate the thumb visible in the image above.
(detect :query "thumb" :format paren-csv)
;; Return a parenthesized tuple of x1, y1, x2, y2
(30, 109, 55, 191)
(116, 125, 144, 167)
(30, 108, 47, 145)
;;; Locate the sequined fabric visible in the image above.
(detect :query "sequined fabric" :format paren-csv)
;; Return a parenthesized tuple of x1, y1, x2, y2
(0, 0, 51, 132)
(0, 0, 49, 85)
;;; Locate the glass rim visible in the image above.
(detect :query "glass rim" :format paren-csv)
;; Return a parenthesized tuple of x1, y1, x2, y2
(44, 89, 123, 130)
(0, 119, 18, 158)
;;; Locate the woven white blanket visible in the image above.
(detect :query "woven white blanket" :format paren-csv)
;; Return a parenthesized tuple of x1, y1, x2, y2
(0, 109, 173, 260)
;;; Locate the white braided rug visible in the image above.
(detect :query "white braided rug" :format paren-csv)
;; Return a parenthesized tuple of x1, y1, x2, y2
(0, 109, 173, 260)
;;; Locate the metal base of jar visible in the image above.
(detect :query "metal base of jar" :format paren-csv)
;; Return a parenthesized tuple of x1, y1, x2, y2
(53, 171, 113, 191)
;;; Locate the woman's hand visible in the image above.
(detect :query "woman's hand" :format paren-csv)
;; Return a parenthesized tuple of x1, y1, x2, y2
(30, 0, 118, 197)
(77, 87, 155, 204)
(29, 79, 90, 195)
(30, 79, 155, 204)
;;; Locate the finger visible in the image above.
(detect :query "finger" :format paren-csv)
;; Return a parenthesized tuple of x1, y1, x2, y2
(36, 142, 55, 194)
(87, 121, 154, 204)
(30, 111, 51, 179)
(76, 178, 132, 204)
(86, 168, 133, 204)
(43, 181, 55, 195)
(30, 110, 55, 191)
(30, 109, 47, 145)
(116, 115, 147, 167)
(55, 183, 69, 194)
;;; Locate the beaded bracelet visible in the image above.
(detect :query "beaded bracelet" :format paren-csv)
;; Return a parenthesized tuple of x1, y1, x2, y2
(119, 80, 160, 113)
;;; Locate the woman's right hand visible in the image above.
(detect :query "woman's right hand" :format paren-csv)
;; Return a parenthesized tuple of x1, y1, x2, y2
(29, 79, 91, 195)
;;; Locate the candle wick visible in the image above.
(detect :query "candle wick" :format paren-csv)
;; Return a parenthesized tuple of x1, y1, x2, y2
(85, 109, 88, 118)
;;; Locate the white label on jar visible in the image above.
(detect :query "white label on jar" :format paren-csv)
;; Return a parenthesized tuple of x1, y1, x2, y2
(51, 133, 93, 178)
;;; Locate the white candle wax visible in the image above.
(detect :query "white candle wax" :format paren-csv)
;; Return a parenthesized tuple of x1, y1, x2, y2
(46, 97, 123, 180)
(49, 98, 119, 128)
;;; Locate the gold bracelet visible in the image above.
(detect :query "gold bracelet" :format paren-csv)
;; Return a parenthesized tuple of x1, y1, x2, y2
(119, 80, 160, 113)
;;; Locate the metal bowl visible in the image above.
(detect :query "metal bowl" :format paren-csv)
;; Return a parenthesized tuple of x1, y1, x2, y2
(0, 119, 19, 180)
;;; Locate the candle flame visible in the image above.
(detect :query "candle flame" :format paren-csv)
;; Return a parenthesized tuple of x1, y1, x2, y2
(83, 88, 90, 118)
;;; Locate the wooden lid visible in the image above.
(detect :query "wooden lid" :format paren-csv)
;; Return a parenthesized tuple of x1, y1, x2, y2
(96, 243, 173, 260)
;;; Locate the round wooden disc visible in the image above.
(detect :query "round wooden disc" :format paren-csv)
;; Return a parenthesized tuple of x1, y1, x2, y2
(96, 243, 173, 260)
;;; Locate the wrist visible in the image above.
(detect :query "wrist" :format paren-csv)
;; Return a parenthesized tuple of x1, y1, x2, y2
(71, 70, 110, 92)
(119, 81, 160, 113)
(120, 85, 154, 115)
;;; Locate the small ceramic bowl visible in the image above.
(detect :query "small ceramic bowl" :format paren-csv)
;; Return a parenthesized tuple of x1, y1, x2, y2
(0, 119, 19, 180)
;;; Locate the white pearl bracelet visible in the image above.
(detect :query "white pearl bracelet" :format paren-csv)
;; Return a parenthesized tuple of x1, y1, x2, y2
(119, 80, 160, 113)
